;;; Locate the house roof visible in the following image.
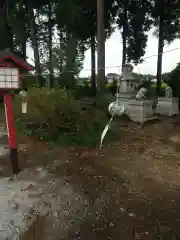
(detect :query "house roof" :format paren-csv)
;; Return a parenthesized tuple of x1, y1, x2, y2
(0, 49, 34, 71)
(106, 73, 120, 78)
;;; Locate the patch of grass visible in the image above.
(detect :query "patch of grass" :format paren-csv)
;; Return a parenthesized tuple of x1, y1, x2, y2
(14, 87, 119, 148)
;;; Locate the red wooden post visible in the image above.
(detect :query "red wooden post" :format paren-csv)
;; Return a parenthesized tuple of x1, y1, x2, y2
(0, 49, 33, 176)
(4, 94, 20, 174)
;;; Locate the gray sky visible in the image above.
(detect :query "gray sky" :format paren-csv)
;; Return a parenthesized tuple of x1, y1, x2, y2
(27, 28, 180, 77)
(80, 28, 180, 77)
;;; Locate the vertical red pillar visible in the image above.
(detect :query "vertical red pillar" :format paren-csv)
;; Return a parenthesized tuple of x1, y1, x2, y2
(4, 94, 20, 175)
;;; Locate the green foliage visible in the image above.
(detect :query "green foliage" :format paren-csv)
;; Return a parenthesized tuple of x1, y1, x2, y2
(4, 0, 180, 99)
(73, 86, 96, 98)
(116, 0, 152, 64)
(22, 0, 55, 9)
(95, 94, 115, 110)
(151, 0, 180, 43)
(14, 87, 118, 147)
(8, 2, 30, 56)
(21, 75, 37, 89)
(126, 0, 152, 64)
(168, 62, 180, 97)
(151, 83, 168, 97)
(55, 0, 116, 40)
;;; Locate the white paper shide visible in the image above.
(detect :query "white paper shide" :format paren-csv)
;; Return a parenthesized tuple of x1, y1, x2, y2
(19, 90, 28, 114)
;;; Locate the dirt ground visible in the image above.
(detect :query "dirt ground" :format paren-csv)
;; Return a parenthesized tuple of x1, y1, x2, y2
(1, 116, 180, 239)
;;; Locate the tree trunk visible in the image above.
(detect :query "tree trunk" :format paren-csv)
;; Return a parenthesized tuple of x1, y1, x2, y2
(0, 2, 13, 50)
(156, 15, 164, 97)
(22, 38, 27, 61)
(59, 30, 63, 73)
(91, 34, 96, 94)
(97, 0, 106, 93)
(121, 7, 128, 71)
(64, 32, 77, 89)
(48, 3, 54, 88)
(27, 5, 42, 86)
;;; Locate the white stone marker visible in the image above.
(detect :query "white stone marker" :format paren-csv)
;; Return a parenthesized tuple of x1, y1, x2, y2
(156, 87, 179, 116)
(128, 99, 154, 124)
(19, 90, 27, 114)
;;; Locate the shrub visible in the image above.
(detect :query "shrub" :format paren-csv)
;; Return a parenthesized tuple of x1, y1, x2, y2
(14, 87, 118, 147)
(21, 75, 37, 89)
(95, 93, 115, 110)
(152, 82, 168, 89)
(151, 83, 168, 97)
(74, 85, 96, 98)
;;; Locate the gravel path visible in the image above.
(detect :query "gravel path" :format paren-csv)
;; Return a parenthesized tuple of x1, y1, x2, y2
(1, 117, 180, 239)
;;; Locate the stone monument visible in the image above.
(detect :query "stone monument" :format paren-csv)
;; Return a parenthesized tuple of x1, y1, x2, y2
(111, 66, 155, 123)
(116, 65, 140, 109)
(156, 86, 179, 116)
(127, 82, 155, 124)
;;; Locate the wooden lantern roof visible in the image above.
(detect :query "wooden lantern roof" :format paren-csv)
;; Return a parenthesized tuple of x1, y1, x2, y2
(0, 49, 34, 71)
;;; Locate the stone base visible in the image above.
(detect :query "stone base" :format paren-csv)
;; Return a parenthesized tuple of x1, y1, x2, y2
(156, 97, 179, 116)
(116, 93, 136, 112)
(117, 93, 136, 100)
(127, 99, 154, 123)
(118, 98, 129, 110)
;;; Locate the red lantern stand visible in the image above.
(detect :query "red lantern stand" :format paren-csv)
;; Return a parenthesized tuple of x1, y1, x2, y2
(0, 49, 33, 176)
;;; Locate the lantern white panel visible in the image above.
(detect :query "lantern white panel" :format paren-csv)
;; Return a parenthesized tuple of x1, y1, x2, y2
(5, 82, 11, 88)
(5, 68, 11, 75)
(6, 76, 11, 82)
(0, 67, 19, 89)
(11, 68, 18, 75)
(0, 75, 5, 88)
(0, 68, 5, 76)
(12, 82, 19, 88)
(0, 82, 5, 88)
(12, 75, 18, 82)
(0, 75, 4, 81)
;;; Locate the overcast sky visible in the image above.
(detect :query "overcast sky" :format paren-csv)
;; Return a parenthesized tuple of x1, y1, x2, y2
(80, 28, 180, 77)
(27, 28, 180, 77)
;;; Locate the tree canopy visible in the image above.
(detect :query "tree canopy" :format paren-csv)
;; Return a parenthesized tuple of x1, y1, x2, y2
(0, 0, 180, 93)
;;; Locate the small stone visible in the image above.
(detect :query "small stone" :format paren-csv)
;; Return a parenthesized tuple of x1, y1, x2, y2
(120, 207, 125, 212)
(0, 166, 4, 172)
(10, 202, 19, 209)
(129, 212, 136, 217)
(54, 212, 58, 217)
(15, 227, 20, 234)
(23, 213, 31, 219)
(19, 144, 28, 152)
(109, 222, 115, 228)
(135, 233, 141, 239)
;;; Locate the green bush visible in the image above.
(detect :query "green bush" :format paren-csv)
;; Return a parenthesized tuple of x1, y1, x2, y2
(73, 85, 96, 98)
(96, 93, 115, 110)
(168, 63, 180, 97)
(151, 82, 168, 97)
(21, 75, 37, 89)
(14, 87, 118, 147)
